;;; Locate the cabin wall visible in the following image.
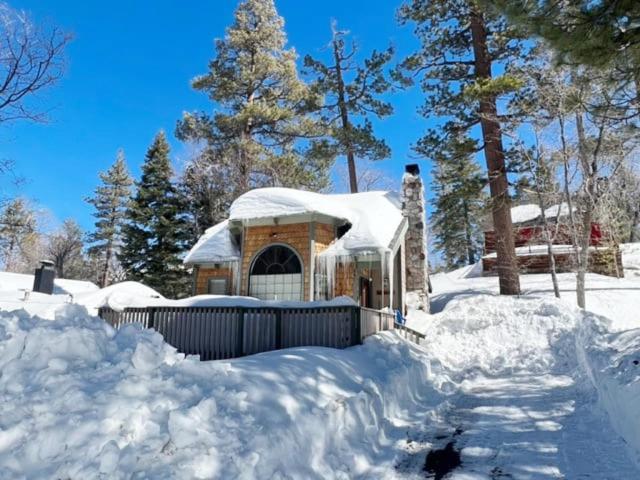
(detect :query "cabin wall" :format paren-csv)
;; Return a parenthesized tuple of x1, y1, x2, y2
(194, 265, 235, 295)
(238, 221, 338, 301)
(240, 223, 312, 300)
(482, 248, 624, 278)
(484, 223, 604, 254)
(335, 263, 356, 299)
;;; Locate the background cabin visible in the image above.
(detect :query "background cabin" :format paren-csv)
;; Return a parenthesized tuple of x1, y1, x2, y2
(482, 204, 623, 277)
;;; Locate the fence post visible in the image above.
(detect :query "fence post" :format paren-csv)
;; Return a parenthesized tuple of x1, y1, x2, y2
(275, 309, 282, 350)
(235, 307, 245, 358)
(147, 307, 156, 330)
(351, 307, 362, 346)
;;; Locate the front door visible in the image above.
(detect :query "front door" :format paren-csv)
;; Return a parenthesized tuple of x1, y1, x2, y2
(359, 276, 372, 308)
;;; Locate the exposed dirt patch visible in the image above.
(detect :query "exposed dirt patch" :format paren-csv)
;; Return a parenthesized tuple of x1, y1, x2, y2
(423, 441, 461, 479)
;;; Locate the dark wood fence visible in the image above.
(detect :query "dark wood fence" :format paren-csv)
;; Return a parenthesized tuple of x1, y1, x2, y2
(99, 304, 397, 361)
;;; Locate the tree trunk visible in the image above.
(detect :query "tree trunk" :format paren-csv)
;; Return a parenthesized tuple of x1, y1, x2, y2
(100, 241, 113, 288)
(539, 202, 561, 299)
(463, 200, 475, 265)
(575, 112, 596, 309)
(332, 35, 358, 193)
(629, 208, 639, 243)
(469, 9, 520, 295)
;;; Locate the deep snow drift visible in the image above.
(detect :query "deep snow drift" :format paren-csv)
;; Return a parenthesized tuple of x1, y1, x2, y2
(1, 246, 640, 477)
(1, 290, 639, 477)
(0, 306, 438, 479)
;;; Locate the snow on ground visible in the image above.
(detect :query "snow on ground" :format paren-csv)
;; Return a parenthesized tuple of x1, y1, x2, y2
(0, 280, 163, 319)
(400, 294, 640, 478)
(423, 254, 640, 332)
(0, 306, 440, 479)
(621, 242, 640, 277)
(1, 247, 640, 477)
(1, 283, 639, 478)
(0, 271, 98, 295)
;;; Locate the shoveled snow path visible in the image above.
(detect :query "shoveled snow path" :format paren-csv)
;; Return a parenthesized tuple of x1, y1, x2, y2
(449, 373, 637, 479)
(399, 291, 640, 479)
(397, 372, 638, 479)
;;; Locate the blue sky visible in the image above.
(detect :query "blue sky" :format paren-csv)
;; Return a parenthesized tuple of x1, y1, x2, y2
(2, 0, 432, 232)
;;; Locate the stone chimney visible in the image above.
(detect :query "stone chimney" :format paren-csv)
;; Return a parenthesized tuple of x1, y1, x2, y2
(402, 164, 429, 312)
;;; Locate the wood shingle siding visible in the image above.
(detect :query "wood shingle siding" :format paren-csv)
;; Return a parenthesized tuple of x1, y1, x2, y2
(195, 266, 235, 295)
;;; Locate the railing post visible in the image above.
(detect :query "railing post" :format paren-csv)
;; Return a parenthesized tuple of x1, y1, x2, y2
(235, 307, 245, 358)
(351, 306, 362, 346)
(275, 309, 282, 350)
(147, 307, 156, 330)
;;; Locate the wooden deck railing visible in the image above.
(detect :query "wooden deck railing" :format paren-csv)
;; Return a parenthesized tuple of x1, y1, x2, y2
(98, 304, 399, 361)
(394, 322, 426, 344)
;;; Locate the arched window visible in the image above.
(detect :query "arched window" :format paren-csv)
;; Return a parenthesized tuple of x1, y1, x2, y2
(249, 244, 303, 301)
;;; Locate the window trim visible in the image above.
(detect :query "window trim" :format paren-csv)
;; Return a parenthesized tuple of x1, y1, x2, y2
(248, 243, 304, 301)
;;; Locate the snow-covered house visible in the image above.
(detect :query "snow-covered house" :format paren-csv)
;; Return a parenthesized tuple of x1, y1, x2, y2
(482, 203, 623, 277)
(184, 165, 430, 312)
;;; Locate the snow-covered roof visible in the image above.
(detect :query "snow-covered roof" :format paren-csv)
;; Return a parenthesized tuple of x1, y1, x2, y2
(184, 220, 240, 265)
(187, 188, 406, 264)
(229, 188, 352, 223)
(484, 203, 573, 230)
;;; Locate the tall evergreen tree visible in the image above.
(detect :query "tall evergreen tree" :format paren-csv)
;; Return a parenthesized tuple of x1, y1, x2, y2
(304, 22, 394, 193)
(485, 1, 640, 116)
(0, 198, 38, 272)
(485, 1, 640, 71)
(176, 0, 331, 199)
(431, 136, 486, 269)
(86, 150, 133, 287)
(119, 132, 190, 298)
(398, 0, 524, 295)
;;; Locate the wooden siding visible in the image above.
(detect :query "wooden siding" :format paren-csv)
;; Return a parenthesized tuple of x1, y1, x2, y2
(335, 262, 356, 298)
(195, 266, 235, 295)
(482, 248, 624, 278)
(484, 224, 605, 254)
(240, 223, 312, 300)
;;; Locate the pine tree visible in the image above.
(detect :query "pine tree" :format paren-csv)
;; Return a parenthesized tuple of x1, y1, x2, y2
(303, 22, 394, 193)
(119, 131, 190, 298)
(398, 0, 524, 295)
(176, 0, 331, 198)
(485, 1, 640, 71)
(86, 150, 133, 287)
(485, 1, 640, 115)
(431, 136, 486, 269)
(0, 198, 38, 272)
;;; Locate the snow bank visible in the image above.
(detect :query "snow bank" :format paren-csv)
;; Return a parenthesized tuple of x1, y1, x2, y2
(74, 281, 165, 314)
(406, 290, 640, 467)
(0, 271, 98, 295)
(621, 242, 640, 277)
(410, 295, 579, 377)
(577, 314, 640, 467)
(0, 306, 440, 479)
(75, 285, 357, 313)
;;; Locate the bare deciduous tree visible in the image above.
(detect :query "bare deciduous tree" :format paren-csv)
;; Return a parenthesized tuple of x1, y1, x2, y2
(47, 219, 87, 279)
(0, 3, 71, 124)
